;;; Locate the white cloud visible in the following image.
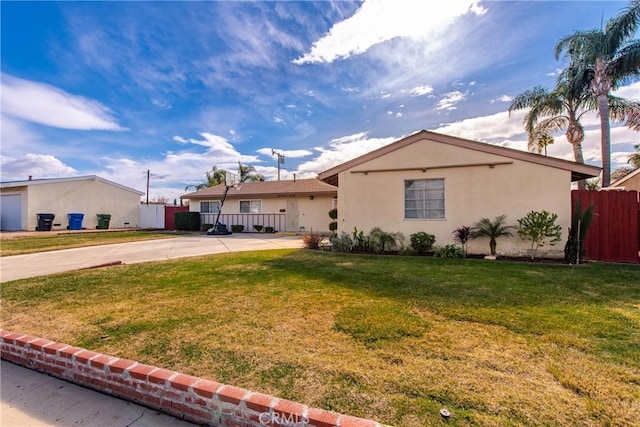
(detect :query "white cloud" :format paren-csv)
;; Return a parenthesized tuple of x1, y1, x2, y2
(0, 154, 76, 181)
(293, 0, 486, 64)
(0, 74, 125, 131)
(173, 136, 189, 143)
(410, 85, 434, 96)
(296, 132, 399, 175)
(491, 95, 513, 104)
(436, 91, 468, 111)
(256, 148, 313, 158)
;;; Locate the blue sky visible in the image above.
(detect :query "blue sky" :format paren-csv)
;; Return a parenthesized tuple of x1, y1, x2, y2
(1, 0, 638, 202)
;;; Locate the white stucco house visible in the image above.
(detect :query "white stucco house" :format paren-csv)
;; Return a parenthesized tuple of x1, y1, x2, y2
(181, 178, 338, 233)
(317, 130, 601, 258)
(0, 175, 145, 231)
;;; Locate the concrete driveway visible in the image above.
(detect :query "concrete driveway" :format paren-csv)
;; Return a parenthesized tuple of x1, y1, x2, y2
(0, 233, 304, 282)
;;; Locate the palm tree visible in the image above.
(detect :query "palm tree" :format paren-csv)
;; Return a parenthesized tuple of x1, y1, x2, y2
(555, 0, 640, 187)
(509, 75, 593, 189)
(238, 162, 265, 183)
(472, 215, 515, 256)
(184, 166, 226, 191)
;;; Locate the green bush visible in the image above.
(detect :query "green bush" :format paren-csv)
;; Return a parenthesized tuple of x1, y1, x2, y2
(517, 210, 562, 260)
(265, 226, 275, 233)
(328, 208, 338, 220)
(329, 222, 338, 232)
(410, 232, 436, 254)
(253, 225, 263, 232)
(231, 225, 245, 233)
(330, 232, 354, 253)
(433, 244, 465, 258)
(201, 223, 214, 232)
(175, 212, 201, 231)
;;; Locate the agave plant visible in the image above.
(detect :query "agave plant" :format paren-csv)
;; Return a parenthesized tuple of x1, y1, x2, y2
(472, 215, 515, 256)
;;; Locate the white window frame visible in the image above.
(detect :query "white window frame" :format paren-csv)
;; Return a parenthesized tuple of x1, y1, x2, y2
(239, 200, 262, 214)
(404, 178, 445, 219)
(200, 201, 221, 214)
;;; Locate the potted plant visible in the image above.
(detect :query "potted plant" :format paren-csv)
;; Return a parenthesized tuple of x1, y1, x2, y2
(472, 215, 514, 259)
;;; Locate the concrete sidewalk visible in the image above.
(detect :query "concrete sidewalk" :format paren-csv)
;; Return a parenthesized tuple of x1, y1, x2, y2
(0, 233, 304, 425)
(0, 360, 196, 427)
(1, 233, 304, 282)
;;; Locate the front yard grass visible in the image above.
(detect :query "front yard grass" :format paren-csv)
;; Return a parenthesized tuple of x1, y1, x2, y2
(1, 250, 638, 426)
(0, 231, 179, 256)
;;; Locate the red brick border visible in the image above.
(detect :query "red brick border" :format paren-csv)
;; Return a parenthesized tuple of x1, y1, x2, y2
(0, 330, 384, 427)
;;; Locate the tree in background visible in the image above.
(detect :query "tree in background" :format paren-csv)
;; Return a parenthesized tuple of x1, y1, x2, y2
(238, 162, 265, 182)
(555, 0, 640, 187)
(185, 166, 227, 191)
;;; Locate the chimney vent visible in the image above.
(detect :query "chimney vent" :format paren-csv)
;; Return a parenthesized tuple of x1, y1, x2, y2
(28, 175, 33, 181)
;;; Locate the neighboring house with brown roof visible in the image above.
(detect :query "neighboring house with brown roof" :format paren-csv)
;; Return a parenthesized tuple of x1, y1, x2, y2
(181, 178, 338, 233)
(0, 175, 144, 231)
(317, 130, 601, 258)
(607, 168, 640, 191)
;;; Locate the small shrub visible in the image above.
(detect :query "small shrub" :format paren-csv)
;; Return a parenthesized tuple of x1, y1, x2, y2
(231, 224, 245, 233)
(453, 225, 472, 256)
(351, 227, 371, 252)
(201, 223, 214, 232)
(253, 225, 263, 232)
(302, 230, 323, 249)
(517, 210, 562, 260)
(433, 244, 464, 258)
(370, 227, 404, 253)
(265, 226, 275, 233)
(329, 222, 338, 233)
(330, 232, 353, 253)
(328, 208, 338, 220)
(565, 200, 594, 264)
(410, 232, 436, 254)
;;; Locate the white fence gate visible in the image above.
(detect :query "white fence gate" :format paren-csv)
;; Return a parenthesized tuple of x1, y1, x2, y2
(139, 203, 165, 229)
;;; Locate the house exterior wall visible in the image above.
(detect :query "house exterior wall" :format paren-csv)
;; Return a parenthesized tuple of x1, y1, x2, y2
(611, 170, 640, 191)
(23, 179, 141, 230)
(336, 140, 572, 258)
(189, 195, 335, 233)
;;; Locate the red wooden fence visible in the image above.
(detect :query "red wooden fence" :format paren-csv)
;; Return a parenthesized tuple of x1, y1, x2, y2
(571, 190, 640, 264)
(164, 206, 189, 230)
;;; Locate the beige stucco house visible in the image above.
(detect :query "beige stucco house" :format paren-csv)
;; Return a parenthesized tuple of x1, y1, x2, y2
(181, 178, 338, 233)
(317, 130, 601, 258)
(607, 168, 640, 191)
(0, 175, 144, 231)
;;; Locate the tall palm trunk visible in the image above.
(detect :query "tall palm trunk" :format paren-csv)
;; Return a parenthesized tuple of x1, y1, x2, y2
(566, 119, 586, 190)
(593, 59, 612, 187)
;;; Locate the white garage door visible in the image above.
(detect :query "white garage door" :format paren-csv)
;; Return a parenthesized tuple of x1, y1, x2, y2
(1, 194, 23, 230)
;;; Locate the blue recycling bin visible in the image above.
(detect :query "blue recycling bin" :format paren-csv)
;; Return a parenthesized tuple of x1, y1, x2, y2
(67, 213, 84, 230)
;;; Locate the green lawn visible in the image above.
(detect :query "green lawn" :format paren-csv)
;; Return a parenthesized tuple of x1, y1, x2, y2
(0, 231, 180, 256)
(1, 250, 638, 426)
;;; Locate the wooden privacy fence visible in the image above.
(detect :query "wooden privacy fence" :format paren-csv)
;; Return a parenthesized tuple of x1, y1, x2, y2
(164, 206, 189, 230)
(571, 190, 640, 264)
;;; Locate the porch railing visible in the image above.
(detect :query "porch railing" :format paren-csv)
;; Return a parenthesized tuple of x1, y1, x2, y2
(200, 213, 286, 232)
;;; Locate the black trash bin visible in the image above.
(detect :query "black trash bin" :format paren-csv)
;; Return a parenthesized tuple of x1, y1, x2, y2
(96, 214, 111, 229)
(36, 213, 55, 231)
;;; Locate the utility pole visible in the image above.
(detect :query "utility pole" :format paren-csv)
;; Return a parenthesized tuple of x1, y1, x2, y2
(271, 149, 285, 181)
(146, 169, 150, 205)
